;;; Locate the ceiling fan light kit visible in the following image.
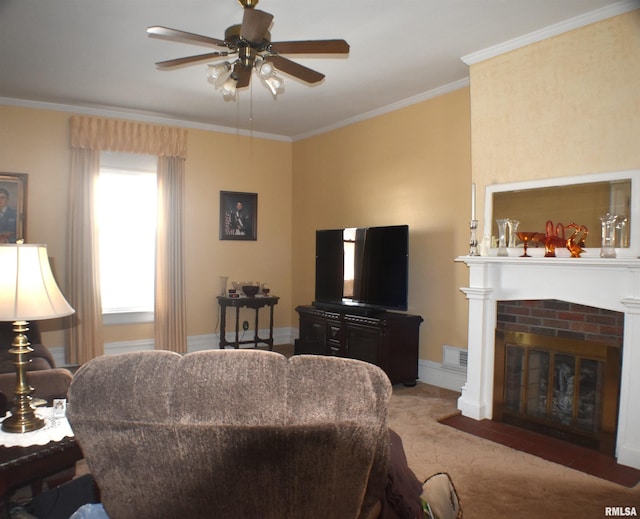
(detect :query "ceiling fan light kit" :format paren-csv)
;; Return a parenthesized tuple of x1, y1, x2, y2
(147, 0, 349, 100)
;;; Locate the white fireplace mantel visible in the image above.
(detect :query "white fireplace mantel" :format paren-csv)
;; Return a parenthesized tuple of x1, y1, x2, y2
(456, 255, 640, 469)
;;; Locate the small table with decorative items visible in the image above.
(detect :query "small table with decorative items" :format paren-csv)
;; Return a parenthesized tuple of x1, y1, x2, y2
(217, 295, 279, 350)
(0, 406, 81, 507)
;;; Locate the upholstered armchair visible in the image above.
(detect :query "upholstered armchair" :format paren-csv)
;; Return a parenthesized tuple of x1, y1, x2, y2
(0, 321, 73, 411)
(67, 349, 395, 519)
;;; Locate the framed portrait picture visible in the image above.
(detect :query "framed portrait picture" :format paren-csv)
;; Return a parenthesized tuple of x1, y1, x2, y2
(220, 191, 257, 241)
(0, 172, 28, 243)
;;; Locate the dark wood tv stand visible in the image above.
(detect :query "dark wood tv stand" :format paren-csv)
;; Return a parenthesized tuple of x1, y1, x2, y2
(295, 305, 423, 386)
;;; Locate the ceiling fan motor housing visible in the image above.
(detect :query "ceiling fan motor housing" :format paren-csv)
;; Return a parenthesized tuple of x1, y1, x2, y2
(225, 24, 271, 50)
(238, 0, 259, 8)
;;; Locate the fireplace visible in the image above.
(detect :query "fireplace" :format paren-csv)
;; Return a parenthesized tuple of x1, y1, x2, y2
(494, 327, 621, 454)
(456, 255, 640, 469)
(493, 300, 623, 454)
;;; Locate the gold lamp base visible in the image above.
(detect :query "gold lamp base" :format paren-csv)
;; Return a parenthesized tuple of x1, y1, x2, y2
(1, 321, 46, 434)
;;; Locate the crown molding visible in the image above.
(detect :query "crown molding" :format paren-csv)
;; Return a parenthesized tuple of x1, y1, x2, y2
(461, 0, 639, 65)
(292, 78, 470, 142)
(0, 96, 292, 143)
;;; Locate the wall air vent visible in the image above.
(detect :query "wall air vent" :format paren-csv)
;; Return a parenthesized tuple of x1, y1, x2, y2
(442, 345, 468, 372)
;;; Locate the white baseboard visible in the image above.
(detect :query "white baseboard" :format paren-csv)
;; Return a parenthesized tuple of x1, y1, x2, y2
(417, 359, 466, 393)
(50, 334, 466, 397)
(189, 327, 295, 351)
(49, 327, 297, 366)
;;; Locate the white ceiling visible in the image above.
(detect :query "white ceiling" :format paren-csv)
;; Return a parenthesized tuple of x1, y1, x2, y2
(0, 0, 636, 141)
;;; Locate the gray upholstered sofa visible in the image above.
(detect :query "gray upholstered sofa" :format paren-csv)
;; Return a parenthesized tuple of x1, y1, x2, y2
(67, 349, 402, 519)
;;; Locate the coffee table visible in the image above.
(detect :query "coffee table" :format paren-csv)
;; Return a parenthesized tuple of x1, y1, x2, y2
(0, 438, 83, 512)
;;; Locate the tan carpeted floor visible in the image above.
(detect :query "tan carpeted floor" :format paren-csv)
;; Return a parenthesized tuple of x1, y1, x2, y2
(387, 382, 640, 518)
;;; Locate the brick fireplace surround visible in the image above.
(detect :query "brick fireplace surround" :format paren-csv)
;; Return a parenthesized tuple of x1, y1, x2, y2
(456, 255, 640, 470)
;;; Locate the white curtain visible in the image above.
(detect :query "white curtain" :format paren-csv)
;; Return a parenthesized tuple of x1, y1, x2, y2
(155, 156, 187, 353)
(66, 148, 103, 364)
(67, 116, 188, 362)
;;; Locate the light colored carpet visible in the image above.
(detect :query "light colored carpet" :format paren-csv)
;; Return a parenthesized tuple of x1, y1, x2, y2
(387, 382, 640, 518)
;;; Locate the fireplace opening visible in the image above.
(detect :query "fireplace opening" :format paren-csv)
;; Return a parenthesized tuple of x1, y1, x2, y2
(493, 300, 623, 456)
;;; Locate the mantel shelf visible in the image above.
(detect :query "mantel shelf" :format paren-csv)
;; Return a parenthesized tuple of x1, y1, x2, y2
(456, 255, 640, 268)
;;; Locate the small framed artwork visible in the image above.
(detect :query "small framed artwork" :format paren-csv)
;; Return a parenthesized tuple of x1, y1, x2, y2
(0, 172, 28, 243)
(220, 191, 257, 241)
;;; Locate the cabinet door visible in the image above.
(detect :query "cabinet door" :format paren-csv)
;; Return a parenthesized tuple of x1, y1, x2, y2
(297, 317, 327, 355)
(345, 324, 380, 365)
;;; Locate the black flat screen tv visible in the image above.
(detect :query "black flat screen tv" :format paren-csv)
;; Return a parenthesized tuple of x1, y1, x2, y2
(314, 225, 409, 314)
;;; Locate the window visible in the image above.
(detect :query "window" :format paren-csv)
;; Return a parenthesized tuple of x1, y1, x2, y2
(98, 152, 157, 323)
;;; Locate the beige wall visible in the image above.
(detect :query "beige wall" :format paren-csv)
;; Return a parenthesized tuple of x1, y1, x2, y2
(0, 105, 293, 348)
(289, 10, 640, 365)
(0, 107, 72, 346)
(1, 9, 636, 368)
(291, 88, 472, 362)
(183, 129, 292, 339)
(471, 10, 640, 224)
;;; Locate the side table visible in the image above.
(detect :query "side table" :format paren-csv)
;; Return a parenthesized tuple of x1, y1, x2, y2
(217, 295, 279, 350)
(0, 438, 83, 513)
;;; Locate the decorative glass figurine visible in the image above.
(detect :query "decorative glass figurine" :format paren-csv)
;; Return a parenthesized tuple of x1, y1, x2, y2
(566, 223, 589, 258)
(516, 232, 542, 257)
(543, 220, 566, 258)
(600, 213, 618, 258)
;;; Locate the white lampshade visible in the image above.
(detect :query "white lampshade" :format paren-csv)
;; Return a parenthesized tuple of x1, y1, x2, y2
(0, 243, 75, 321)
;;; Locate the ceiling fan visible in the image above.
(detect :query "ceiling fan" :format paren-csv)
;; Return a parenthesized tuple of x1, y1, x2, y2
(147, 0, 350, 99)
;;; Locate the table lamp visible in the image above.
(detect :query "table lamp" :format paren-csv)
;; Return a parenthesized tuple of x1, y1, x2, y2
(0, 243, 75, 433)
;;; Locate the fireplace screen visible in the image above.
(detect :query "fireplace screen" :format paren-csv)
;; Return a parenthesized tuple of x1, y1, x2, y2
(495, 331, 620, 454)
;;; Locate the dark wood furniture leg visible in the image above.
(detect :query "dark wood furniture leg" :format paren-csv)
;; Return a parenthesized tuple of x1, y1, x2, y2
(234, 306, 241, 349)
(268, 304, 275, 350)
(219, 303, 227, 349)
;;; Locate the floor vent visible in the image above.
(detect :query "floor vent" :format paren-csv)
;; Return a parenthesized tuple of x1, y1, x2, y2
(442, 345, 468, 372)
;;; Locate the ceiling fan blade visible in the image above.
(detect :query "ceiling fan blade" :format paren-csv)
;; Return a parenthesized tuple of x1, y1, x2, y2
(147, 26, 228, 49)
(234, 64, 252, 88)
(155, 52, 231, 70)
(240, 9, 274, 43)
(266, 55, 325, 84)
(269, 39, 350, 55)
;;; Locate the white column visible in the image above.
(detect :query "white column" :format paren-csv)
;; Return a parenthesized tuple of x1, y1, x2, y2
(458, 261, 495, 420)
(618, 297, 640, 469)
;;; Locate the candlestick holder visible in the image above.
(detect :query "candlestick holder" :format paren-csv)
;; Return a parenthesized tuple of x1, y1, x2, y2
(469, 219, 480, 256)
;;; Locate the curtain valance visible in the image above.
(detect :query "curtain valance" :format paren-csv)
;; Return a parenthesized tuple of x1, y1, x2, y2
(70, 116, 187, 158)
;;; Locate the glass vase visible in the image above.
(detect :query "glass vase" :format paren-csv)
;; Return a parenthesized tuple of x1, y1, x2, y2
(496, 218, 509, 257)
(616, 216, 628, 248)
(219, 276, 229, 296)
(507, 219, 520, 248)
(600, 213, 617, 258)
